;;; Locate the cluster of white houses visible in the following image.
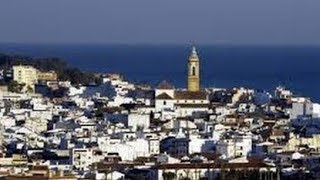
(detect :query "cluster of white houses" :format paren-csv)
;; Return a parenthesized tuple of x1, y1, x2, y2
(1, 47, 320, 179)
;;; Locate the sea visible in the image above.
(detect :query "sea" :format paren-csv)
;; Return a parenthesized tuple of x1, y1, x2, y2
(0, 43, 320, 102)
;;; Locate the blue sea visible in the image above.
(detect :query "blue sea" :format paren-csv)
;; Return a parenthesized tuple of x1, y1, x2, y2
(0, 43, 320, 101)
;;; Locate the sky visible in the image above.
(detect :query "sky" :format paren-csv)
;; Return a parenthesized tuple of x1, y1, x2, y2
(0, 0, 320, 45)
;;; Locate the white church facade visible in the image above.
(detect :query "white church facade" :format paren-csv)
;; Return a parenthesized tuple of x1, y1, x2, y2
(155, 46, 209, 118)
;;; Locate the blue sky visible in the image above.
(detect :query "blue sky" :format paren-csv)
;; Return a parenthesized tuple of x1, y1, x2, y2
(0, 0, 319, 45)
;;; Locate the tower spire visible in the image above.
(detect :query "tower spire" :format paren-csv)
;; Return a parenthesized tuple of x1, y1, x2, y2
(192, 45, 197, 56)
(187, 45, 200, 92)
(189, 44, 199, 59)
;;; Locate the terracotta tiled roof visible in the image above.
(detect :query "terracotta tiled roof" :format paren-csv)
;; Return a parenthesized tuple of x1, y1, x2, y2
(155, 157, 270, 169)
(175, 103, 209, 108)
(104, 107, 123, 113)
(32, 165, 49, 171)
(272, 128, 285, 136)
(95, 162, 143, 170)
(156, 93, 173, 100)
(174, 90, 207, 100)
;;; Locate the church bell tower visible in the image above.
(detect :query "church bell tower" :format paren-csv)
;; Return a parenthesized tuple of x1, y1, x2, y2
(187, 46, 200, 92)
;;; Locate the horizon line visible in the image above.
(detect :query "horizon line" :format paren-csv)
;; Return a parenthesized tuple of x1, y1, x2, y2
(1, 41, 320, 47)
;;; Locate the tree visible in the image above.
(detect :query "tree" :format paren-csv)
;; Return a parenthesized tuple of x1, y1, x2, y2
(136, 125, 144, 131)
(26, 85, 33, 93)
(7, 81, 23, 93)
(0, 54, 102, 86)
(163, 172, 176, 180)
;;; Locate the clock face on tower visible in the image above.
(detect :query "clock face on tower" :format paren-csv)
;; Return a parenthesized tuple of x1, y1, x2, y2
(187, 46, 200, 92)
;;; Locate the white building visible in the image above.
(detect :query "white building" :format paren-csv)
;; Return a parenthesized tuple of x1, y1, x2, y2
(72, 148, 104, 171)
(188, 136, 215, 154)
(126, 139, 150, 157)
(216, 134, 252, 159)
(155, 81, 209, 118)
(128, 113, 150, 131)
(98, 137, 150, 161)
(175, 104, 208, 117)
(290, 97, 313, 120)
(148, 138, 160, 155)
(108, 95, 134, 107)
(12, 65, 38, 91)
(231, 87, 254, 105)
(0, 116, 16, 128)
(106, 171, 125, 180)
(275, 86, 293, 99)
(72, 148, 93, 170)
(312, 103, 320, 118)
(24, 117, 48, 134)
(238, 103, 256, 113)
(212, 124, 226, 141)
(68, 86, 86, 96)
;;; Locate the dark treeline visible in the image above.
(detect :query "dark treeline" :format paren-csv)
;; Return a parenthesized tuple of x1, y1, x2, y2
(0, 53, 101, 85)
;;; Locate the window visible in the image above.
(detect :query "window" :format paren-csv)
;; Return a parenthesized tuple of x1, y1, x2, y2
(163, 101, 166, 105)
(192, 66, 196, 76)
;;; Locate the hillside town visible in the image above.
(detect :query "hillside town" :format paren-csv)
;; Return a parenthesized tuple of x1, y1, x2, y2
(1, 47, 320, 180)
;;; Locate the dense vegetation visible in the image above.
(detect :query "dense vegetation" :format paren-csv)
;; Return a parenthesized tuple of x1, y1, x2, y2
(0, 53, 101, 85)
